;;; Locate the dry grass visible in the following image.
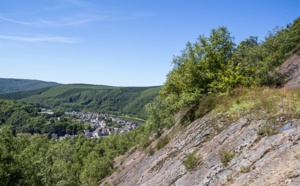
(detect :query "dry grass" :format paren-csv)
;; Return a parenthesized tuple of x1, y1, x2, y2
(213, 87, 300, 119)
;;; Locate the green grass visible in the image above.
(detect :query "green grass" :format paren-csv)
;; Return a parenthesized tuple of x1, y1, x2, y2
(213, 87, 300, 119)
(156, 135, 170, 150)
(219, 149, 235, 167)
(182, 151, 202, 170)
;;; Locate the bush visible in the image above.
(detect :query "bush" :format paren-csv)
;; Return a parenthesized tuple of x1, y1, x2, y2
(182, 151, 202, 170)
(256, 124, 279, 137)
(148, 147, 155, 156)
(240, 166, 251, 173)
(194, 95, 219, 119)
(156, 135, 170, 150)
(219, 149, 235, 166)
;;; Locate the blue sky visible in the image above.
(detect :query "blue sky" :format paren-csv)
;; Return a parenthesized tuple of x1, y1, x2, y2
(0, 0, 299, 86)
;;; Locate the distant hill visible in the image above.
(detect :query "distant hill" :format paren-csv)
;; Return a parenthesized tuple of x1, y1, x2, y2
(0, 84, 161, 119)
(0, 78, 60, 93)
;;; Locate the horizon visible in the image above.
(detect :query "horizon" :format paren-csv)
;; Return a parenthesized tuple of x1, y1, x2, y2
(0, 77, 163, 87)
(1, 0, 300, 86)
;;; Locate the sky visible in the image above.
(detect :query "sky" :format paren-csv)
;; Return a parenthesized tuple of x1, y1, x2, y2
(0, 0, 299, 87)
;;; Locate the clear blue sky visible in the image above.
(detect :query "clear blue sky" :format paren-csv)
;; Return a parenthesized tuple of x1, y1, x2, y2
(0, 0, 299, 86)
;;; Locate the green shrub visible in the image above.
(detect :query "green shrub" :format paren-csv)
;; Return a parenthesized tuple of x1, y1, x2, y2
(240, 166, 251, 173)
(182, 151, 202, 170)
(194, 95, 219, 119)
(142, 139, 152, 149)
(156, 135, 170, 150)
(219, 149, 235, 166)
(257, 120, 279, 137)
(148, 147, 155, 156)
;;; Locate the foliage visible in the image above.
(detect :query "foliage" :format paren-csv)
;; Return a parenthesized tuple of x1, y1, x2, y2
(0, 78, 59, 94)
(0, 84, 161, 119)
(240, 166, 251, 173)
(155, 135, 170, 150)
(213, 87, 300, 119)
(182, 151, 202, 171)
(1, 17, 300, 186)
(219, 149, 235, 167)
(0, 121, 151, 185)
(183, 94, 220, 124)
(145, 98, 175, 135)
(257, 122, 279, 137)
(148, 147, 155, 156)
(0, 99, 86, 135)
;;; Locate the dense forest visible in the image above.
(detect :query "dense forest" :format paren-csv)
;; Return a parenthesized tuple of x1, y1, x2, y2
(0, 17, 299, 185)
(0, 78, 59, 93)
(0, 84, 161, 119)
(0, 99, 87, 136)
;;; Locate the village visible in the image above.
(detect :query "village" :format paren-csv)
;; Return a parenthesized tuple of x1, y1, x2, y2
(51, 111, 139, 140)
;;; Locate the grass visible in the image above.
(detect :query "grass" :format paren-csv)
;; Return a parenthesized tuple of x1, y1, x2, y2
(256, 119, 280, 137)
(182, 151, 202, 171)
(213, 87, 300, 119)
(148, 147, 155, 156)
(219, 149, 235, 167)
(240, 166, 251, 173)
(156, 135, 170, 150)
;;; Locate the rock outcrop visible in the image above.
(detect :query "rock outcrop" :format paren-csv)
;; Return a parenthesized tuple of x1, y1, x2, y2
(101, 54, 300, 186)
(101, 113, 300, 186)
(279, 53, 300, 89)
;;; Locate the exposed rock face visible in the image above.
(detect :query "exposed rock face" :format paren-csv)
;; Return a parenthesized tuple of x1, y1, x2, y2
(101, 114, 300, 186)
(278, 53, 300, 88)
(101, 55, 300, 186)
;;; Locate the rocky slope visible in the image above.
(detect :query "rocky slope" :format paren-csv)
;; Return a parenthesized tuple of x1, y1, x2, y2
(101, 54, 300, 186)
(279, 53, 300, 88)
(101, 110, 300, 186)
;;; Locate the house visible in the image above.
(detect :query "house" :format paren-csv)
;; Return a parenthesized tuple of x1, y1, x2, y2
(51, 133, 58, 140)
(84, 130, 93, 138)
(92, 128, 109, 138)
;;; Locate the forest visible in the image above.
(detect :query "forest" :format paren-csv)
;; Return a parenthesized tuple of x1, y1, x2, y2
(0, 84, 161, 119)
(0, 17, 299, 185)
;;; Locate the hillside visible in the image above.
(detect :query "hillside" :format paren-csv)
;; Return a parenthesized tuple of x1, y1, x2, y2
(0, 78, 59, 93)
(0, 16, 299, 186)
(278, 53, 300, 88)
(101, 87, 300, 186)
(0, 84, 161, 119)
(100, 17, 300, 185)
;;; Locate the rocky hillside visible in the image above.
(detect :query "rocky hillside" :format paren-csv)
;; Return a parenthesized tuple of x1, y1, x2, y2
(279, 53, 300, 88)
(101, 94, 300, 186)
(100, 20, 300, 186)
(101, 52, 300, 185)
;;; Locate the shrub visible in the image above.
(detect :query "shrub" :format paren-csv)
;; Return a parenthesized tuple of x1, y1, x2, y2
(240, 166, 251, 173)
(148, 147, 155, 156)
(182, 151, 202, 170)
(156, 135, 170, 150)
(219, 149, 235, 166)
(194, 95, 219, 119)
(257, 120, 279, 137)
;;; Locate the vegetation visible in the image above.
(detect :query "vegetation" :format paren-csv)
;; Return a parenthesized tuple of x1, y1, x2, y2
(145, 16, 300, 131)
(240, 166, 251, 173)
(0, 84, 161, 119)
(155, 135, 170, 150)
(182, 151, 202, 170)
(256, 122, 280, 137)
(0, 17, 299, 185)
(0, 119, 151, 185)
(0, 78, 59, 93)
(0, 99, 86, 135)
(219, 149, 235, 167)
